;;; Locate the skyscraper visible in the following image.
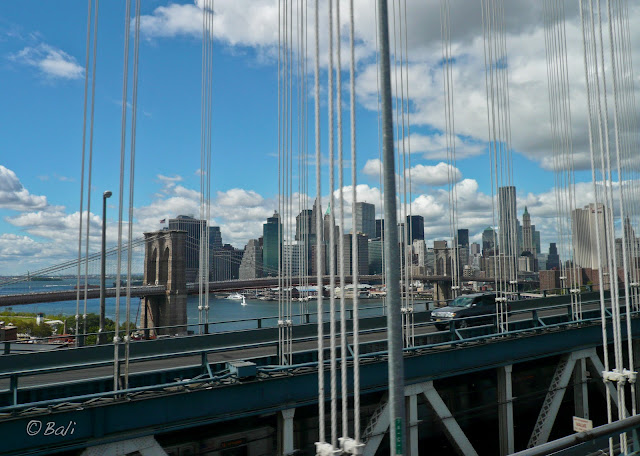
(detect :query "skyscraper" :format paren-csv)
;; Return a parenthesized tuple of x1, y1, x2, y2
(456, 229, 469, 249)
(368, 239, 383, 275)
(532, 225, 541, 254)
(482, 227, 497, 256)
(239, 239, 263, 280)
(522, 206, 535, 256)
(295, 209, 313, 242)
(168, 215, 207, 283)
(547, 243, 560, 270)
(405, 215, 425, 244)
(375, 219, 384, 240)
(262, 211, 282, 276)
(354, 202, 376, 239)
(498, 186, 517, 257)
(342, 233, 369, 276)
(208, 225, 224, 280)
(211, 244, 243, 281)
(572, 203, 610, 270)
(295, 208, 314, 276)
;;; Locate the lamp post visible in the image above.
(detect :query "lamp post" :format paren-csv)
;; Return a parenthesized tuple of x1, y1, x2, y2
(98, 190, 112, 345)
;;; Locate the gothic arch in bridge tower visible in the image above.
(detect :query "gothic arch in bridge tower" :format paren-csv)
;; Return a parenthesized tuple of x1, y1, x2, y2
(141, 230, 187, 336)
(159, 246, 170, 285)
(148, 247, 157, 285)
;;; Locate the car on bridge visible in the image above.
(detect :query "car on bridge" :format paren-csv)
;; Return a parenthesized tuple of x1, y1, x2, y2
(431, 292, 499, 330)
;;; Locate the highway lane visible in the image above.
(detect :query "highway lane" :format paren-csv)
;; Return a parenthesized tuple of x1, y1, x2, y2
(0, 301, 603, 391)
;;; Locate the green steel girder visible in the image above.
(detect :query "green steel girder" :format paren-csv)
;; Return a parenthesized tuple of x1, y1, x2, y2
(1, 318, 637, 456)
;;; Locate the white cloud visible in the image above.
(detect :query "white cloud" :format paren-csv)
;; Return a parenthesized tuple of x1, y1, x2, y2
(157, 174, 183, 185)
(0, 165, 48, 211)
(140, 0, 279, 48)
(9, 43, 83, 80)
(408, 162, 461, 187)
(362, 158, 382, 177)
(216, 188, 264, 207)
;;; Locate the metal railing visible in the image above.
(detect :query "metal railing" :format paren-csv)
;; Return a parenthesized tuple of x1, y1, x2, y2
(0, 299, 633, 417)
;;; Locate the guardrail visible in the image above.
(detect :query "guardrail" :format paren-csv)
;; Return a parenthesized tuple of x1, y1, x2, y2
(0, 299, 632, 416)
(511, 413, 640, 456)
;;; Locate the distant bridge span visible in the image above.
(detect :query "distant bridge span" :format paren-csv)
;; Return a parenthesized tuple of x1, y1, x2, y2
(0, 274, 537, 306)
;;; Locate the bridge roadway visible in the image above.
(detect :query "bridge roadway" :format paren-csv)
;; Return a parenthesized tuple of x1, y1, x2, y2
(0, 274, 538, 305)
(0, 298, 600, 390)
(0, 294, 629, 456)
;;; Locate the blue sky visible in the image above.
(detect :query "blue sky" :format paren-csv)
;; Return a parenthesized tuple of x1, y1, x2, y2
(0, 0, 632, 275)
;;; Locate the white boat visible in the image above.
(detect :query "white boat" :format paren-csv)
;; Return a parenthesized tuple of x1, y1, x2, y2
(226, 292, 243, 300)
(241, 295, 247, 306)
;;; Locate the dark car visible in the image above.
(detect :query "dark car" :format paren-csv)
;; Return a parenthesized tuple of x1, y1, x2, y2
(431, 292, 497, 331)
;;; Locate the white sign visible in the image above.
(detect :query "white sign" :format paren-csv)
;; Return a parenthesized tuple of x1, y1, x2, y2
(573, 416, 593, 433)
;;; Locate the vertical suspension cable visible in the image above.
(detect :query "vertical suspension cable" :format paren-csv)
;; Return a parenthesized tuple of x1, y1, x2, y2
(197, 0, 207, 335)
(481, 0, 515, 333)
(313, 0, 326, 447)
(348, 1, 361, 444)
(440, 0, 461, 309)
(124, 0, 141, 389)
(328, 0, 338, 446)
(82, 0, 100, 343)
(205, 0, 213, 333)
(335, 0, 349, 442)
(75, 0, 94, 347)
(113, 0, 132, 392)
(378, 0, 407, 452)
(374, 0, 386, 315)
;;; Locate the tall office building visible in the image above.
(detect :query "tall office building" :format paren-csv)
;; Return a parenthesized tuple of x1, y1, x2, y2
(209, 226, 222, 251)
(482, 227, 497, 256)
(456, 229, 469, 249)
(547, 243, 560, 270)
(168, 215, 208, 282)
(354, 202, 376, 239)
(208, 226, 223, 280)
(455, 228, 470, 267)
(239, 239, 263, 280)
(413, 239, 427, 267)
(211, 244, 243, 281)
(295, 209, 313, 242)
(405, 215, 425, 244)
(522, 207, 536, 256)
(375, 219, 385, 240)
(368, 239, 383, 275)
(532, 226, 541, 254)
(572, 203, 610, 270)
(295, 208, 314, 276)
(498, 186, 517, 257)
(283, 242, 305, 277)
(262, 211, 282, 276)
(342, 233, 369, 276)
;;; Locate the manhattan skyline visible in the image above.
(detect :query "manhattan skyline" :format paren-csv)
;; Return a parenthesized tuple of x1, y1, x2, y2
(1, 1, 639, 275)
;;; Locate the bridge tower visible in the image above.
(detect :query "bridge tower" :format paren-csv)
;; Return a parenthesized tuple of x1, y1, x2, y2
(433, 280, 452, 307)
(141, 230, 188, 336)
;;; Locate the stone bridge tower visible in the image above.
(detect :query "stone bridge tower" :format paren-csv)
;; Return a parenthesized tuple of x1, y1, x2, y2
(141, 230, 187, 336)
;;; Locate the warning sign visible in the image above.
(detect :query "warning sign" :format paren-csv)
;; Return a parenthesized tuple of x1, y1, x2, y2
(573, 416, 593, 433)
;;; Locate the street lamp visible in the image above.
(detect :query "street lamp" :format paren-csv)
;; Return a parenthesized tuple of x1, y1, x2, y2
(97, 190, 112, 344)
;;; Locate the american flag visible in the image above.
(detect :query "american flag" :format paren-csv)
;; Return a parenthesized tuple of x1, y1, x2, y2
(160, 219, 166, 224)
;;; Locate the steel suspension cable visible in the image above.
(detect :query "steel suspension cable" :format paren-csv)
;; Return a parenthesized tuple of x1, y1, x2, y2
(348, 0, 361, 445)
(113, 0, 132, 392)
(82, 0, 100, 342)
(75, 0, 94, 347)
(313, 0, 327, 449)
(123, 0, 141, 389)
(335, 0, 349, 441)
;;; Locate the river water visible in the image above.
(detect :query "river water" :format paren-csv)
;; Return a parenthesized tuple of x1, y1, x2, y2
(0, 278, 409, 333)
